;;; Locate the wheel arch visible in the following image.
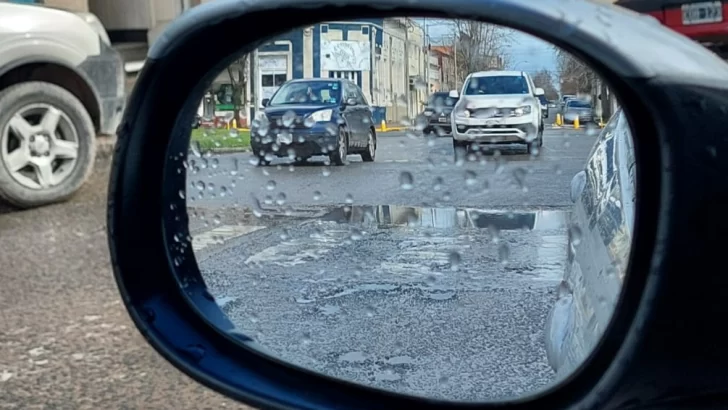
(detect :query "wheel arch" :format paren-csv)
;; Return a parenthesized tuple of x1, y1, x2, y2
(0, 60, 101, 133)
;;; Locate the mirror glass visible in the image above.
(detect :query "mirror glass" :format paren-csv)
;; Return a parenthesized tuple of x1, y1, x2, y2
(179, 16, 634, 401)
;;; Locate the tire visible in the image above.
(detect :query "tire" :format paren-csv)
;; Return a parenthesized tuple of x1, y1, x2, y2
(528, 128, 544, 154)
(453, 139, 469, 159)
(329, 126, 349, 166)
(361, 128, 376, 162)
(0, 81, 95, 209)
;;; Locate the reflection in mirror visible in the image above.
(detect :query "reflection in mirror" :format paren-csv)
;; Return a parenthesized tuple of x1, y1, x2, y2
(180, 16, 634, 401)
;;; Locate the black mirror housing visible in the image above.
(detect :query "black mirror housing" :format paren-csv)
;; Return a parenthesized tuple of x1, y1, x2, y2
(107, 1, 728, 409)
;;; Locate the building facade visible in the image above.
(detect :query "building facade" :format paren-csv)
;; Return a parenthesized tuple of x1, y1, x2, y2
(18, 0, 447, 124)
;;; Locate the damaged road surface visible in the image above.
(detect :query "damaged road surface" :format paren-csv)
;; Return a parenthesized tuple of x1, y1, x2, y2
(192, 204, 569, 401)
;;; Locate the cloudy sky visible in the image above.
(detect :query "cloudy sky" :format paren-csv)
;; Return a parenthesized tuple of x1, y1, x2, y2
(420, 19, 558, 75)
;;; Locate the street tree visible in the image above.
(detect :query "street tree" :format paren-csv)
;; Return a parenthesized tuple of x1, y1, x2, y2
(554, 47, 596, 96)
(447, 20, 513, 85)
(531, 69, 559, 100)
(224, 54, 249, 126)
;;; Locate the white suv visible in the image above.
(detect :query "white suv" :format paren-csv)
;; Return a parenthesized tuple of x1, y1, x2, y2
(449, 71, 544, 156)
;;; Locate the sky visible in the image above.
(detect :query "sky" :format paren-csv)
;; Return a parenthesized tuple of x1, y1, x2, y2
(419, 19, 558, 75)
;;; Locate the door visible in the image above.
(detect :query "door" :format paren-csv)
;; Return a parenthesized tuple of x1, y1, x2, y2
(342, 82, 365, 143)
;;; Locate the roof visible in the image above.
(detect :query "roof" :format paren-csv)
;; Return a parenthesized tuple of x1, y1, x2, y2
(430, 46, 453, 56)
(468, 70, 525, 78)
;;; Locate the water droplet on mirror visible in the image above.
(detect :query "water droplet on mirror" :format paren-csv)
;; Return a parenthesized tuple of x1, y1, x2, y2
(266, 180, 276, 191)
(345, 194, 354, 204)
(312, 191, 322, 201)
(448, 251, 461, 271)
(399, 172, 414, 190)
(498, 243, 510, 265)
(570, 224, 583, 246)
(282, 111, 296, 127)
(276, 192, 287, 205)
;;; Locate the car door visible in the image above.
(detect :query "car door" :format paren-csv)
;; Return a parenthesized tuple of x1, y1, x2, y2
(355, 86, 374, 137)
(343, 81, 365, 143)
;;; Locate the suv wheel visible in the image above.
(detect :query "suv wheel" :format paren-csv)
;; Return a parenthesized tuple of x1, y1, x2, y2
(361, 129, 376, 162)
(0, 82, 95, 209)
(329, 126, 349, 166)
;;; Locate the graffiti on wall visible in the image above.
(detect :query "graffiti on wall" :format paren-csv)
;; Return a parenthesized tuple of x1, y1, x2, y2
(321, 40, 371, 71)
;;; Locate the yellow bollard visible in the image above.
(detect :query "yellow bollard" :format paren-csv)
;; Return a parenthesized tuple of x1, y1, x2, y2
(574, 116, 580, 129)
(381, 120, 387, 132)
(555, 113, 562, 126)
(232, 118, 237, 129)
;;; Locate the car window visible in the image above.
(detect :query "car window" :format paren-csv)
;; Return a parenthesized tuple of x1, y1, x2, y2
(428, 92, 458, 108)
(269, 81, 342, 105)
(355, 85, 368, 106)
(344, 82, 360, 104)
(463, 75, 529, 95)
(567, 100, 592, 109)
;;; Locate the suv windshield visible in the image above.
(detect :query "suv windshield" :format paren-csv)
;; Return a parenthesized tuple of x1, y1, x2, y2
(567, 100, 592, 109)
(269, 81, 341, 106)
(463, 75, 529, 95)
(427, 92, 458, 107)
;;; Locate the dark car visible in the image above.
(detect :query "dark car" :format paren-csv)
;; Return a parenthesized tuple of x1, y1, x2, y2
(562, 99, 595, 124)
(537, 94, 549, 118)
(418, 91, 459, 136)
(250, 78, 376, 166)
(545, 108, 635, 380)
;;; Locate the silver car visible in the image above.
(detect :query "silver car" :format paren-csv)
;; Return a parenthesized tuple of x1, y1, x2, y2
(544, 108, 635, 379)
(562, 99, 596, 124)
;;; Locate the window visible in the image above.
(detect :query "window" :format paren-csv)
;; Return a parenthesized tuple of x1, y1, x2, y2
(329, 71, 360, 87)
(463, 75, 529, 95)
(567, 100, 592, 109)
(361, 26, 370, 35)
(321, 24, 329, 33)
(268, 81, 342, 106)
(262, 74, 287, 87)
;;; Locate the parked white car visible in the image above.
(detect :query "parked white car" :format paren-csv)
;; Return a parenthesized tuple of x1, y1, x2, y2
(0, 2, 125, 209)
(449, 71, 544, 156)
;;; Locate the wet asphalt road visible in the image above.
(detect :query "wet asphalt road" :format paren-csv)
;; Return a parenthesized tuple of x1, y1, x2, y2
(187, 126, 599, 401)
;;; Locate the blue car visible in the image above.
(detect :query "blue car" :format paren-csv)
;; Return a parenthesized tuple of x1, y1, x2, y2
(250, 78, 377, 166)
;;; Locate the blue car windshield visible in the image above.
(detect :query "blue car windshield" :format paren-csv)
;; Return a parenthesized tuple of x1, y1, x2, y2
(269, 81, 341, 105)
(464, 75, 529, 95)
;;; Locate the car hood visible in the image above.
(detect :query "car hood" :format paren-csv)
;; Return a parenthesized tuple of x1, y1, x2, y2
(264, 104, 338, 118)
(457, 94, 537, 109)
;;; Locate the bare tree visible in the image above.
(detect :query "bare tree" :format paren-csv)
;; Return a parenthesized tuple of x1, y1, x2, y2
(226, 54, 249, 126)
(554, 47, 596, 96)
(448, 20, 513, 84)
(531, 69, 559, 100)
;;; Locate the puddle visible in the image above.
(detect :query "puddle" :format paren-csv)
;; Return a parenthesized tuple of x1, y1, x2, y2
(320, 205, 568, 231)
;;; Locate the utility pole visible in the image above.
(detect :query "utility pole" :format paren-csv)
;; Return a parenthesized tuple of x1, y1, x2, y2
(252, 48, 260, 118)
(404, 18, 411, 119)
(424, 18, 430, 101)
(453, 38, 458, 89)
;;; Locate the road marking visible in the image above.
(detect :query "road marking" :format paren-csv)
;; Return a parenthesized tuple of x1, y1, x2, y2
(192, 225, 266, 253)
(244, 223, 350, 267)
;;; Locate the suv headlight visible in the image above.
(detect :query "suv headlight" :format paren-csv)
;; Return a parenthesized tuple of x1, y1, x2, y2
(455, 109, 470, 118)
(514, 106, 532, 116)
(307, 109, 333, 122)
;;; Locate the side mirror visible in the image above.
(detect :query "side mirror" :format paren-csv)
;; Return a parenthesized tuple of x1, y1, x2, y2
(261, 98, 270, 107)
(534, 87, 545, 96)
(448, 90, 459, 98)
(345, 97, 357, 106)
